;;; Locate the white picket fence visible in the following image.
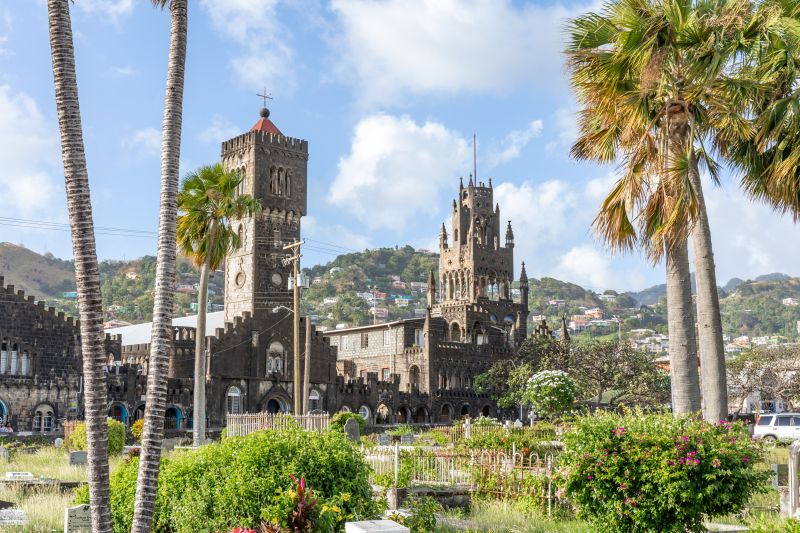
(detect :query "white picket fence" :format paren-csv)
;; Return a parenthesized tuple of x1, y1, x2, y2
(226, 413, 330, 437)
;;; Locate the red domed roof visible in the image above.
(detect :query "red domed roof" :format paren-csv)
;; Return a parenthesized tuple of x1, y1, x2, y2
(251, 107, 282, 135)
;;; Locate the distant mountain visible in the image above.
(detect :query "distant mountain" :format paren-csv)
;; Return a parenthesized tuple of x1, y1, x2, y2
(628, 275, 697, 306)
(754, 273, 792, 282)
(0, 242, 76, 300)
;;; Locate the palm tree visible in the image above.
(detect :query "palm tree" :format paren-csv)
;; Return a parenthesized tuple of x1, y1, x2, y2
(566, 0, 768, 418)
(131, 2, 187, 532)
(46, 1, 111, 530)
(177, 164, 261, 446)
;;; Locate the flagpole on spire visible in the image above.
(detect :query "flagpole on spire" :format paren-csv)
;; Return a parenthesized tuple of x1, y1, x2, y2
(473, 133, 477, 182)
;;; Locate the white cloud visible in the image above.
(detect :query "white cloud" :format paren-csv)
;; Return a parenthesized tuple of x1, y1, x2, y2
(558, 245, 646, 290)
(494, 180, 577, 245)
(329, 114, 470, 231)
(198, 116, 239, 144)
(76, 0, 134, 25)
(545, 107, 579, 155)
(486, 120, 543, 168)
(304, 216, 371, 253)
(584, 172, 619, 203)
(331, 0, 585, 106)
(0, 85, 58, 217)
(122, 127, 160, 157)
(703, 183, 800, 283)
(200, 0, 295, 90)
(112, 65, 135, 77)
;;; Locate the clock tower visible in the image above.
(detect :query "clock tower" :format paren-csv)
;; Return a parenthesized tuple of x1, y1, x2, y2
(221, 106, 308, 322)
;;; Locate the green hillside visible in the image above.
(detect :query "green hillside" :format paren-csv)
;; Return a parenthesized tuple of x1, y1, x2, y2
(1, 243, 797, 339)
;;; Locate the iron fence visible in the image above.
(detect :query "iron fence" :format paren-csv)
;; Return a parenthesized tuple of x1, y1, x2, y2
(226, 412, 330, 437)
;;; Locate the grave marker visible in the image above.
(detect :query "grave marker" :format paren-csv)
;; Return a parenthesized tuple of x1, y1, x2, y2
(0, 508, 26, 526)
(378, 433, 391, 446)
(345, 519, 409, 533)
(64, 504, 92, 532)
(5, 472, 34, 481)
(344, 418, 360, 442)
(400, 434, 415, 445)
(69, 451, 88, 466)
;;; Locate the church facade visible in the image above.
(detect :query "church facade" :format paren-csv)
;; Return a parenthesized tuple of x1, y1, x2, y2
(0, 107, 535, 432)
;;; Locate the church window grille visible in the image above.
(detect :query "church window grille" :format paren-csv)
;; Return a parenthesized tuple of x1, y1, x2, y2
(20, 352, 29, 375)
(9, 345, 18, 375)
(226, 386, 242, 414)
(383, 330, 390, 346)
(358, 405, 371, 421)
(360, 333, 369, 349)
(382, 368, 390, 381)
(33, 405, 54, 432)
(342, 336, 349, 350)
(308, 389, 321, 412)
(414, 329, 424, 348)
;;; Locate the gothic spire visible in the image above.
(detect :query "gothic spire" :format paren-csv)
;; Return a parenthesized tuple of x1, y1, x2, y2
(505, 220, 514, 247)
(519, 261, 528, 283)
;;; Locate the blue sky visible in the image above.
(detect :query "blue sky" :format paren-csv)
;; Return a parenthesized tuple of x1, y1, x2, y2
(2, 0, 799, 291)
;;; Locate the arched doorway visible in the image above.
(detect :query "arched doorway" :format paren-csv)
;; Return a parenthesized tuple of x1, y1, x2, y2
(439, 404, 453, 423)
(186, 410, 193, 429)
(397, 406, 411, 423)
(164, 407, 182, 429)
(409, 365, 420, 391)
(266, 398, 286, 414)
(414, 407, 428, 423)
(108, 404, 128, 424)
(376, 404, 392, 424)
(482, 405, 491, 417)
(460, 404, 471, 418)
(133, 404, 146, 422)
(449, 322, 461, 342)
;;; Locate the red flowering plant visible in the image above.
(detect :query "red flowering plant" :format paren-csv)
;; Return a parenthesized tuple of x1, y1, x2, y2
(560, 409, 770, 533)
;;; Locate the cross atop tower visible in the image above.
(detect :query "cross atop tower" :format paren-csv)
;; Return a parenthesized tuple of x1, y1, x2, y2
(257, 87, 273, 109)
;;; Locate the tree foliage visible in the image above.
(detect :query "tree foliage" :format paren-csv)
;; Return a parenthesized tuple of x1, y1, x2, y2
(727, 345, 800, 409)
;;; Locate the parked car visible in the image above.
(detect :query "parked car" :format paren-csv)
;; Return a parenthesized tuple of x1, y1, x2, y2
(753, 413, 800, 443)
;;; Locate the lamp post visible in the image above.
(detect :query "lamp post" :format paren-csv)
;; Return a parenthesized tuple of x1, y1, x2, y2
(282, 241, 304, 415)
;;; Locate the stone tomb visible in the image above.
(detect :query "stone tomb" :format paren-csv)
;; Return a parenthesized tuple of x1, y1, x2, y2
(378, 434, 391, 446)
(4, 472, 34, 481)
(0, 501, 26, 526)
(344, 418, 360, 442)
(69, 451, 88, 466)
(65, 504, 92, 532)
(345, 520, 409, 533)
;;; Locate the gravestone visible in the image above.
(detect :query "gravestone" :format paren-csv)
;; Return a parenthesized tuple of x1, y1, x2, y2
(378, 433, 391, 446)
(0, 446, 9, 463)
(513, 419, 523, 428)
(54, 438, 64, 449)
(345, 520, 409, 533)
(64, 504, 92, 532)
(0, 508, 26, 526)
(400, 434, 415, 445)
(5, 472, 34, 481)
(0, 500, 14, 510)
(344, 418, 360, 442)
(69, 451, 88, 466)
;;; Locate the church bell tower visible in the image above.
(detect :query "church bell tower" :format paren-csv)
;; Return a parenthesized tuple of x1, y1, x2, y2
(221, 106, 308, 322)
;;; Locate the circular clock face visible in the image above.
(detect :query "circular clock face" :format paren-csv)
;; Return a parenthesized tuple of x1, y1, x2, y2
(235, 271, 246, 288)
(271, 273, 283, 287)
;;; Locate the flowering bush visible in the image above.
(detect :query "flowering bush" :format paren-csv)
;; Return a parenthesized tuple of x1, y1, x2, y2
(131, 419, 144, 442)
(523, 370, 577, 419)
(560, 410, 770, 532)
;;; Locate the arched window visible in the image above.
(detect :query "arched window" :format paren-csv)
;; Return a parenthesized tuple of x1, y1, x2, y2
(358, 405, 371, 422)
(226, 386, 243, 414)
(409, 365, 420, 390)
(33, 404, 54, 432)
(9, 344, 18, 375)
(285, 171, 291, 198)
(20, 351, 29, 375)
(267, 342, 284, 375)
(0, 338, 8, 374)
(237, 223, 244, 245)
(269, 167, 276, 194)
(308, 389, 321, 412)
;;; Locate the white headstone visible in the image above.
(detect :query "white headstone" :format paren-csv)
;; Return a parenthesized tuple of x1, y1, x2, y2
(4, 472, 34, 481)
(54, 438, 64, 449)
(64, 504, 92, 532)
(345, 520, 409, 533)
(514, 419, 523, 428)
(0, 508, 26, 526)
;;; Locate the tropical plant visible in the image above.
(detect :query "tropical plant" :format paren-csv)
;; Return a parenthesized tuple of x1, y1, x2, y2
(76, 428, 379, 532)
(564, 0, 783, 420)
(131, 419, 145, 443)
(176, 163, 261, 446)
(46, 0, 112, 529)
(66, 419, 126, 455)
(132, 2, 189, 531)
(560, 410, 770, 532)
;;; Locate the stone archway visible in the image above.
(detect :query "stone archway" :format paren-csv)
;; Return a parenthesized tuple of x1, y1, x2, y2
(439, 403, 453, 423)
(397, 406, 411, 423)
(414, 407, 428, 423)
(460, 404, 471, 419)
(376, 404, 392, 424)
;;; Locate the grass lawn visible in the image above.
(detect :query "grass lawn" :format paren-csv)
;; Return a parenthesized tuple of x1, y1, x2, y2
(0, 446, 122, 483)
(438, 500, 592, 533)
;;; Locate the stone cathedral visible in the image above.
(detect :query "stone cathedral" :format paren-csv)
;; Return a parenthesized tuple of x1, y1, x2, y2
(0, 106, 534, 432)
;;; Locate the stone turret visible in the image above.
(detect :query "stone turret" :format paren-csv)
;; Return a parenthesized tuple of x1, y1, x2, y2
(505, 220, 514, 248)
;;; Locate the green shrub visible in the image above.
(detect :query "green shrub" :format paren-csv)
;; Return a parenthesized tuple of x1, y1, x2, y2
(388, 424, 415, 437)
(330, 412, 366, 435)
(130, 419, 144, 443)
(76, 428, 379, 532)
(388, 496, 441, 532)
(66, 419, 126, 455)
(523, 370, 577, 419)
(560, 410, 770, 532)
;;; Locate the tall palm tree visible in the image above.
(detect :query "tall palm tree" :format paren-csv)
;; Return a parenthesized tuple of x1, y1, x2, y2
(566, 0, 768, 418)
(131, 2, 187, 532)
(177, 164, 261, 446)
(46, 1, 111, 530)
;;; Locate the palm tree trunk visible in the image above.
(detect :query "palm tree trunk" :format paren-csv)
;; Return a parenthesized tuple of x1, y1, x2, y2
(46, 1, 111, 531)
(131, 2, 187, 531)
(193, 220, 216, 447)
(688, 157, 728, 422)
(665, 239, 702, 415)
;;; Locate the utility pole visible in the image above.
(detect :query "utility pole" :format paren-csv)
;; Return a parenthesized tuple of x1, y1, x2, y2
(282, 240, 304, 415)
(303, 315, 311, 414)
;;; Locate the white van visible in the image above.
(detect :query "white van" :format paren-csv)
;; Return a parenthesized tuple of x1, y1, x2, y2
(753, 413, 800, 443)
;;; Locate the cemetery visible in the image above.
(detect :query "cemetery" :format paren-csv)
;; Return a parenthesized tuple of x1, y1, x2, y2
(0, 410, 792, 532)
